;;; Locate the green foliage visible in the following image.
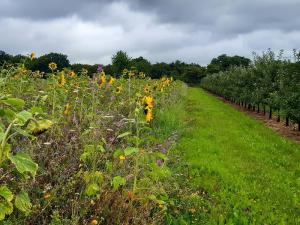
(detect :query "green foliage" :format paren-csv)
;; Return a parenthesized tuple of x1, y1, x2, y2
(0, 94, 52, 221)
(14, 191, 32, 215)
(131, 57, 151, 75)
(207, 54, 251, 74)
(9, 152, 38, 177)
(112, 50, 131, 75)
(49, 210, 76, 225)
(124, 147, 139, 156)
(0, 186, 14, 202)
(201, 50, 300, 126)
(83, 171, 103, 196)
(111, 176, 126, 190)
(0, 51, 12, 66)
(0, 201, 13, 221)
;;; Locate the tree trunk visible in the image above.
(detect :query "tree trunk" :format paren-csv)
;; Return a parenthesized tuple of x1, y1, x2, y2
(252, 105, 255, 111)
(269, 107, 272, 119)
(263, 105, 266, 115)
(257, 104, 260, 113)
(298, 122, 300, 131)
(285, 117, 289, 127)
(248, 104, 251, 110)
(277, 109, 280, 122)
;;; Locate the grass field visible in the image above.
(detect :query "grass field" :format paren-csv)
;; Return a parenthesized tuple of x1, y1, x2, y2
(166, 87, 300, 225)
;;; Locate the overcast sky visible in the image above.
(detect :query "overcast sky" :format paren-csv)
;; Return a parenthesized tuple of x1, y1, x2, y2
(1, 0, 299, 65)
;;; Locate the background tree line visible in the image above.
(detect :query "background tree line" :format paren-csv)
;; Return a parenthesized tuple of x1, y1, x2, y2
(0, 50, 251, 84)
(201, 49, 300, 130)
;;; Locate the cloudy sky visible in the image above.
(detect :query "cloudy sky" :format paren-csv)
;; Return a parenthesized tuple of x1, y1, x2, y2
(1, 0, 299, 65)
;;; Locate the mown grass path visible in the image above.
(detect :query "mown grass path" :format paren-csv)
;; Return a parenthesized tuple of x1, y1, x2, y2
(171, 87, 300, 224)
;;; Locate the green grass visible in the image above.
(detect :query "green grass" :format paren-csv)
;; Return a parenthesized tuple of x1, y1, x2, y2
(166, 87, 300, 225)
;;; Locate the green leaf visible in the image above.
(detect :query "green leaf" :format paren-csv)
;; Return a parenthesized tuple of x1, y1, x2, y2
(154, 152, 168, 161)
(9, 152, 38, 177)
(16, 111, 32, 126)
(80, 145, 94, 162)
(96, 145, 105, 153)
(83, 171, 103, 196)
(117, 132, 131, 139)
(105, 161, 113, 173)
(29, 106, 43, 115)
(148, 194, 157, 201)
(0, 132, 4, 142)
(14, 127, 36, 140)
(83, 171, 103, 184)
(2, 144, 11, 159)
(40, 95, 48, 102)
(111, 176, 126, 191)
(0, 201, 13, 220)
(0, 186, 13, 202)
(1, 98, 25, 110)
(0, 123, 4, 132)
(14, 191, 32, 215)
(85, 183, 100, 196)
(113, 149, 123, 158)
(1, 109, 16, 121)
(124, 147, 139, 156)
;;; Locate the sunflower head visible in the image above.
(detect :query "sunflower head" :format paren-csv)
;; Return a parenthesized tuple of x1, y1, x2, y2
(49, 62, 57, 71)
(69, 71, 76, 78)
(144, 85, 151, 94)
(144, 96, 153, 108)
(139, 72, 146, 78)
(115, 86, 122, 94)
(122, 68, 129, 76)
(30, 52, 36, 60)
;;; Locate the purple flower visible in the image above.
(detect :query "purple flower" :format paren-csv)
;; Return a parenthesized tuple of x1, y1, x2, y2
(126, 174, 134, 181)
(156, 159, 163, 167)
(161, 148, 168, 154)
(97, 64, 103, 73)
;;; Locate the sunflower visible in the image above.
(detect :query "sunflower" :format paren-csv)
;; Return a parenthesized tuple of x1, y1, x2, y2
(144, 84, 151, 94)
(122, 68, 129, 76)
(144, 95, 153, 123)
(144, 96, 153, 108)
(49, 62, 57, 71)
(115, 86, 122, 94)
(58, 71, 66, 87)
(68, 71, 76, 78)
(30, 52, 36, 60)
(97, 71, 106, 89)
(145, 108, 153, 123)
(139, 72, 146, 79)
(109, 77, 115, 85)
(63, 103, 71, 116)
(81, 68, 88, 76)
(128, 71, 135, 78)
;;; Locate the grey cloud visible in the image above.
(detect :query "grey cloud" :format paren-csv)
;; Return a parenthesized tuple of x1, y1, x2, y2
(0, 0, 115, 20)
(0, 0, 300, 65)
